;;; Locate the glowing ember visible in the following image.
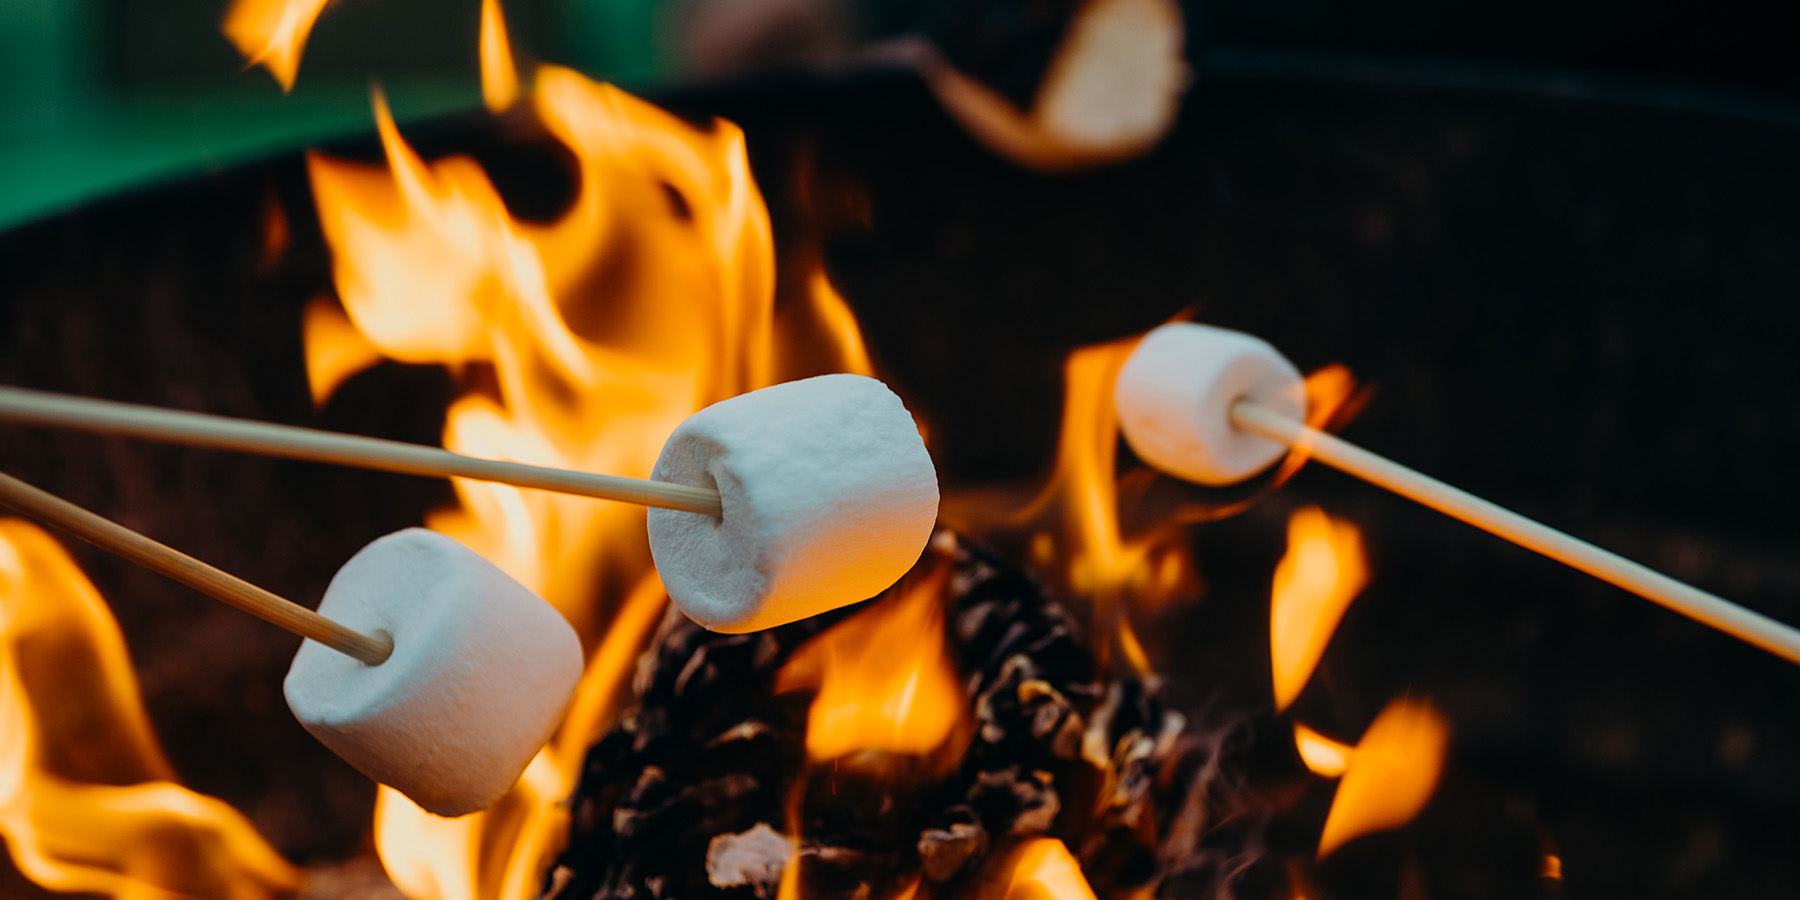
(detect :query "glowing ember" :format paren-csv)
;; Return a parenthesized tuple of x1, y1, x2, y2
(222, 0, 332, 91)
(1001, 838, 1101, 900)
(0, 520, 298, 897)
(480, 0, 522, 112)
(775, 562, 965, 761)
(1270, 506, 1368, 713)
(1317, 698, 1449, 858)
(1293, 723, 1353, 778)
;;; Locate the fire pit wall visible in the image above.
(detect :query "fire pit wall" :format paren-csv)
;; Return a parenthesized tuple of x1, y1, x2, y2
(3, 66, 1800, 898)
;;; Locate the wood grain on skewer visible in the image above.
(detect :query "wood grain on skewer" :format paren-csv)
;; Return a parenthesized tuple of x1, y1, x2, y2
(0, 469, 393, 666)
(1231, 398, 1800, 667)
(0, 386, 724, 517)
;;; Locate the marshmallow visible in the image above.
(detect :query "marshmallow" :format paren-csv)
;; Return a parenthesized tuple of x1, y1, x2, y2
(284, 528, 582, 817)
(647, 374, 939, 633)
(1114, 322, 1306, 485)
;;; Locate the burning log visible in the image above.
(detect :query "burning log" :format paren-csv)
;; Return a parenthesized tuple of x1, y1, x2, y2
(544, 533, 1264, 900)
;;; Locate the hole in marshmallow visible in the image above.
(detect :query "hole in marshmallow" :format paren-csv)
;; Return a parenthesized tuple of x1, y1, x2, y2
(698, 466, 727, 530)
(363, 629, 395, 667)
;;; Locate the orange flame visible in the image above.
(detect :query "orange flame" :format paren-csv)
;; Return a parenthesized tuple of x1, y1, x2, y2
(1293, 723, 1353, 778)
(480, 0, 521, 112)
(302, 66, 875, 897)
(0, 519, 299, 897)
(222, 0, 331, 91)
(307, 72, 776, 616)
(776, 562, 964, 761)
(1000, 838, 1101, 900)
(958, 334, 1198, 670)
(1270, 507, 1368, 713)
(1541, 854, 1563, 881)
(1316, 698, 1449, 858)
(801, 268, 875, 377)
(301, 294, 384, 406)
(1031, 338, 1147, 600)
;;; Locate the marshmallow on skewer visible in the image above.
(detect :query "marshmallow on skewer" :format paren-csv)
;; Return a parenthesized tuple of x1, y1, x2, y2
(284, 528, 582, 817)
(1114, 322, 1307, 485)
(648, 374, 940, 633)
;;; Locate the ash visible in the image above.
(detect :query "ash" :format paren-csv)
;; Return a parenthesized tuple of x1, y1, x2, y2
(544, 533, 1264, 900)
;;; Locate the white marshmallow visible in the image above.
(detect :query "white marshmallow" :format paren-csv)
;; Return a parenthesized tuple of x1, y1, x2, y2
(1114, 322, 1306, 485)
(647, 374, 939, 633)
(284, 528, 582, 817)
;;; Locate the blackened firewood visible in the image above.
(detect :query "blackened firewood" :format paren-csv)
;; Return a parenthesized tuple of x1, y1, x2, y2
(544, 533, 1262, 900)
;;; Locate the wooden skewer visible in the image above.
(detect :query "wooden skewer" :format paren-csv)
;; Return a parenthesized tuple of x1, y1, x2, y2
(1231, 399, 1800, 667)
(0, 469, 393, 666)
(0, 386, 724, 517)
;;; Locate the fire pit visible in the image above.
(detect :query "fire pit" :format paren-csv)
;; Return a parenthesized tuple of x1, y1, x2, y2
(4, 8, 1800, 899)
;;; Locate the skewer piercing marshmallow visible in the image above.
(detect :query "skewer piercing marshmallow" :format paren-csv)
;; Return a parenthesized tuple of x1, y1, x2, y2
(1111, 321, 1800, 669)
(1114, 323, 1306, 485)
(648, 374, 940, 633)
(284, 529, 583, 817)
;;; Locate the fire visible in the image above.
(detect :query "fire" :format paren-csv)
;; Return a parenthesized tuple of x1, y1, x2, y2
(1316, 698, 1449, 858)
(1541, 854, 1563, 880)
(971, 334, 1194, 669)
(307, 69, 777, 617)
(958, 332, 1358, 674)
(1292, 723, 1352, 778)
(999, 838, 1101, 900)
(776, 561, 965, 761)
(1043, 339, 1149, 599)
(1270, 507, 1368, 712)
(222, 0, 332, 91)
(1269, 364, 1361, 484)
(302, 59, 875, 896)
(301, 295, 383, 406)
(800, 268, 875, 377)
(0, 519, 299, 897)
(480, 0, 521, 113)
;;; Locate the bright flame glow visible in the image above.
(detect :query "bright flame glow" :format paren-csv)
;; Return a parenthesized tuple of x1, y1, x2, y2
(1293, 723, 1352, 778)
(977, 334, 1198, 664)
(1317, 698, 1449, 858)
(1001, 838, 1101, 900)
(1043, 338, 1145, 597)
(309, 71, 776, 614)
(1267, 364, 1361, 484)
(776, 563, 964, 761)
(480, 0, 521, 112)
(302, 295, 384, 406)
(0, 519, 299, 897)
(803, 268, 874, 377)
(1270, 507, 1368, 712)
(222, 0, 331, 91)
(305, 66, 872, 897)
(1542, 854, 1563, 880)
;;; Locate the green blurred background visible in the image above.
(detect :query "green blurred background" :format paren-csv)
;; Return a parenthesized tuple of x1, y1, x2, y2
(0, 0, 676, 230)
(2, 0, 1794, 232)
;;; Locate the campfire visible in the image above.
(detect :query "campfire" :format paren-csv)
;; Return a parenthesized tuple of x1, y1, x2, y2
(4, 2, 1799, 899)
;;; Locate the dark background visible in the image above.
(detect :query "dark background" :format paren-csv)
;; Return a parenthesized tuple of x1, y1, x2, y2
(3, 1, 1800, 898)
